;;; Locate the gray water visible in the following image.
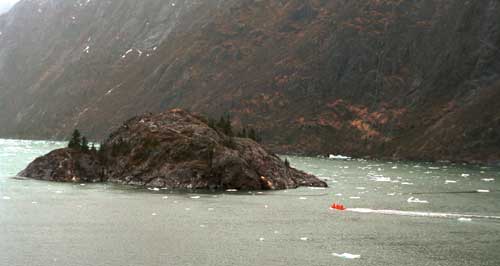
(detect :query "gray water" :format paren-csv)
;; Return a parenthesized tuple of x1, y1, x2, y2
(1, 139, 499, 266)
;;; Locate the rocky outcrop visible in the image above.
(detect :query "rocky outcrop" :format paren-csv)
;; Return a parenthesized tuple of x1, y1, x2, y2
(19, 109, 326, 190)
(18, 148, 104, 183)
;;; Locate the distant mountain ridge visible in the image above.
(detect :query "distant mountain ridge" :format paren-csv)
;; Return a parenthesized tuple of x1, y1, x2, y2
(0, 0, 499, 164)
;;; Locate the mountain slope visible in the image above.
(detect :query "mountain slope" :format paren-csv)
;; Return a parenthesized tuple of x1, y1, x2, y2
(1, 0, 499, 164)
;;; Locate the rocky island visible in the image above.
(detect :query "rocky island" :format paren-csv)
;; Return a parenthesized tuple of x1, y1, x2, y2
(18, 109, 327, 190)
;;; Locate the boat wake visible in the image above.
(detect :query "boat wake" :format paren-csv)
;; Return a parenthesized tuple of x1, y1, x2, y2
(346, 208, 500, 220)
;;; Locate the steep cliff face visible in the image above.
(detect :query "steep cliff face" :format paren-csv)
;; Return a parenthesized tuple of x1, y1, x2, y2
(1, 0, 499, 164)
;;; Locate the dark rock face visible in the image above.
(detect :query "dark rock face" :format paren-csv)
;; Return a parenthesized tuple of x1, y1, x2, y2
(2, 0, 500, 164)
(18, 148, 104, 183)
(19, 109, 326, 190)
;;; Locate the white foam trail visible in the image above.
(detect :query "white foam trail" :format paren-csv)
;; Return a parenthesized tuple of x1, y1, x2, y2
(347, 208, 500, 220)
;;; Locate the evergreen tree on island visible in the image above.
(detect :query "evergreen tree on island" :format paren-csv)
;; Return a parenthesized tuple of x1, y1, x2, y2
(68, 129, 82, 150)
(81, 136, 89, 152)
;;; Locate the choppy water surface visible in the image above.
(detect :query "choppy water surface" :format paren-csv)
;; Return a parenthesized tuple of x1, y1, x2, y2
(1, 139, 499, 266)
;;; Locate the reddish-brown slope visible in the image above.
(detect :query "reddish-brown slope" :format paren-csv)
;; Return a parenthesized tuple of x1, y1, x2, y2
(0, 0, 499, 164)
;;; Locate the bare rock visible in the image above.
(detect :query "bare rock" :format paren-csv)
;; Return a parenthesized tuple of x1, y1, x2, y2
(18, 109, 326, 190)
(18, 148, 104, 183)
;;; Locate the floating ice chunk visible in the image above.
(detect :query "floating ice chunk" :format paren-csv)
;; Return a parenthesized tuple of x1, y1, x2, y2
(259, 237, 265, 241)
(208, 208, 214, 211)
(461, 174, 470, 177)
(332, 253, 360, 259)
(329, 154, 351, 160)
(387, 193, 396, 196)
(151, 213, 157, 216)
(309, 187, 326, 190)
(55, 190, 63, 194)
(274, 230, 279, 234)
(481, 178, 495, 182)
(445, 180, 457, 184)
(190, 196, 200, 199)
(80, 183, 86, 186)
(349, 196, 360, 199)
(2, 196, 11, 200)
(148, 187, 160, 191)
(407, 197, 428, 203)
(391, 166, 398, 169)
(458, 218, 472, 222)
(299, 197, 308, 200)
(335, 193, 343, 196)
(372, 176, 391, 182)
(477, 190, 490, 193)
(355, 187, 365, 190)
(185, 208, 191, 211)
(200, 225, 207, 228)
(300, 237, 308, 241)
(401, 182, 413, 185)
(32, 201, 38, 204)
(264, 205, 269, 208)
(226, 189, 238, 192)
(162, 196, 169, 199)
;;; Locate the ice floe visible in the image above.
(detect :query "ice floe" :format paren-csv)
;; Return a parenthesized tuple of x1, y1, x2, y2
(332, 253, 360, 259)
(445, 180, 457, 184)
(481, 178, 495, 182)
(407, 197, 428, 203)
(371, 176, 391, 182)
(458, 218, 472, 222)
(329, 154, 351, 160)
(477, 190, 490, 193)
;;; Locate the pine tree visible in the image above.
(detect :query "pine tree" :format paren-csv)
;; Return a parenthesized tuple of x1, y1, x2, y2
(68, 129, 82, 150)
(81, 137, 89, 152)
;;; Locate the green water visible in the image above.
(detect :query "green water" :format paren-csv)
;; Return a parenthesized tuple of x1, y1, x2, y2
(1, 139, 499, 266)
